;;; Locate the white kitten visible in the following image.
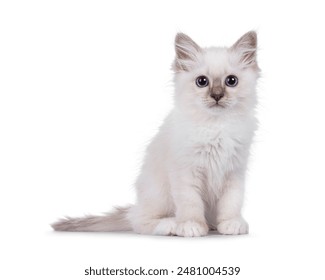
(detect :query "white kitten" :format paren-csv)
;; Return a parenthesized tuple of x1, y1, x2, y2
(52, 31, 260, 237)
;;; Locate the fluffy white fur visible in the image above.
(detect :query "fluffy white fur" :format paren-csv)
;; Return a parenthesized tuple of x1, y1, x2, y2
(52, 31, 260, 237)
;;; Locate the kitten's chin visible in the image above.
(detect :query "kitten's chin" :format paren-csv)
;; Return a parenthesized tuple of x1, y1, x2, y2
(201, 101, 238, 117)
(200, 104, 226, 117)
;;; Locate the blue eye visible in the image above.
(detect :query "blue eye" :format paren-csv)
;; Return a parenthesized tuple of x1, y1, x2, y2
(225, 75, 238, 87)
(196, 76, 209, 87)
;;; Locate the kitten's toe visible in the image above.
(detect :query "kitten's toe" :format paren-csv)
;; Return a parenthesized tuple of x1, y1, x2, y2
(176, 220, 209, 237)
(153, 218, 177, 236)
(217, 217, 248, 235)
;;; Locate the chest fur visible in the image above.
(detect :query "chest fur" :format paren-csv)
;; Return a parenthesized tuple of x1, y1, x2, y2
(189, 124, 249, 193)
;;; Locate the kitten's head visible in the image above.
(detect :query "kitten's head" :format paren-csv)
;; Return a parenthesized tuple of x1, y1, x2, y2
(173, 31, 260, 118)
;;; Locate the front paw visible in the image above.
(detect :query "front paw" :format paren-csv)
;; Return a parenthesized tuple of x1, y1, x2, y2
(176, 220, 209, 237)
(217, 217, 248, 235)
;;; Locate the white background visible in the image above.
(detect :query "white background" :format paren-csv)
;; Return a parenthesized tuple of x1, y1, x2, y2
(1, 0, 325, 279)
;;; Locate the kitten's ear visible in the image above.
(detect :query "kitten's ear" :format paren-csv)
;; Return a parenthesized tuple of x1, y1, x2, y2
(173, 33, 202, 72)
(231, 31, 257, 67)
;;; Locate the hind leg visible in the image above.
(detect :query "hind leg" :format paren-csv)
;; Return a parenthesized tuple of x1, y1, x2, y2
(128, 204, 177, 236)
(128, 173, 176, 235)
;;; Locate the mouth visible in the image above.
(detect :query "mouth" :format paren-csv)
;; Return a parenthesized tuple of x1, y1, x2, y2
(215, 101, 225, 108)
(203, 98, 226, 110)
(208, 102, 224, 108)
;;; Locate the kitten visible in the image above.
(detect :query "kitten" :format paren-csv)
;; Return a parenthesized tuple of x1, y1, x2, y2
(52, 31, 260, 237)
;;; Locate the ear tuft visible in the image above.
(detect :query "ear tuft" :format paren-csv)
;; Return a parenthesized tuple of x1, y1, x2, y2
(173, 33, 202, 72)
(231, 31, 257, 67)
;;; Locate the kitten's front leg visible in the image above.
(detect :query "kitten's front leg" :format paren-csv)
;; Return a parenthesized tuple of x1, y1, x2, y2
(170, 170, 209, 237)
(216, 173, 248, 235)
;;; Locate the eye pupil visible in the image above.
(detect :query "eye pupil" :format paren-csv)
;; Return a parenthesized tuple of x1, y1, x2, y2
(225, 75, 238, 87)
(196, 76, 209, 87)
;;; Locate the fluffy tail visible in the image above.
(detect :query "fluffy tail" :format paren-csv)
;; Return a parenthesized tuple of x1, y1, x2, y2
(51, 206, 132, 232)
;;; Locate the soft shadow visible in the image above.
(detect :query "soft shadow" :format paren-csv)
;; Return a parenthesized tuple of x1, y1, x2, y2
(49, 229, 250, 239)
